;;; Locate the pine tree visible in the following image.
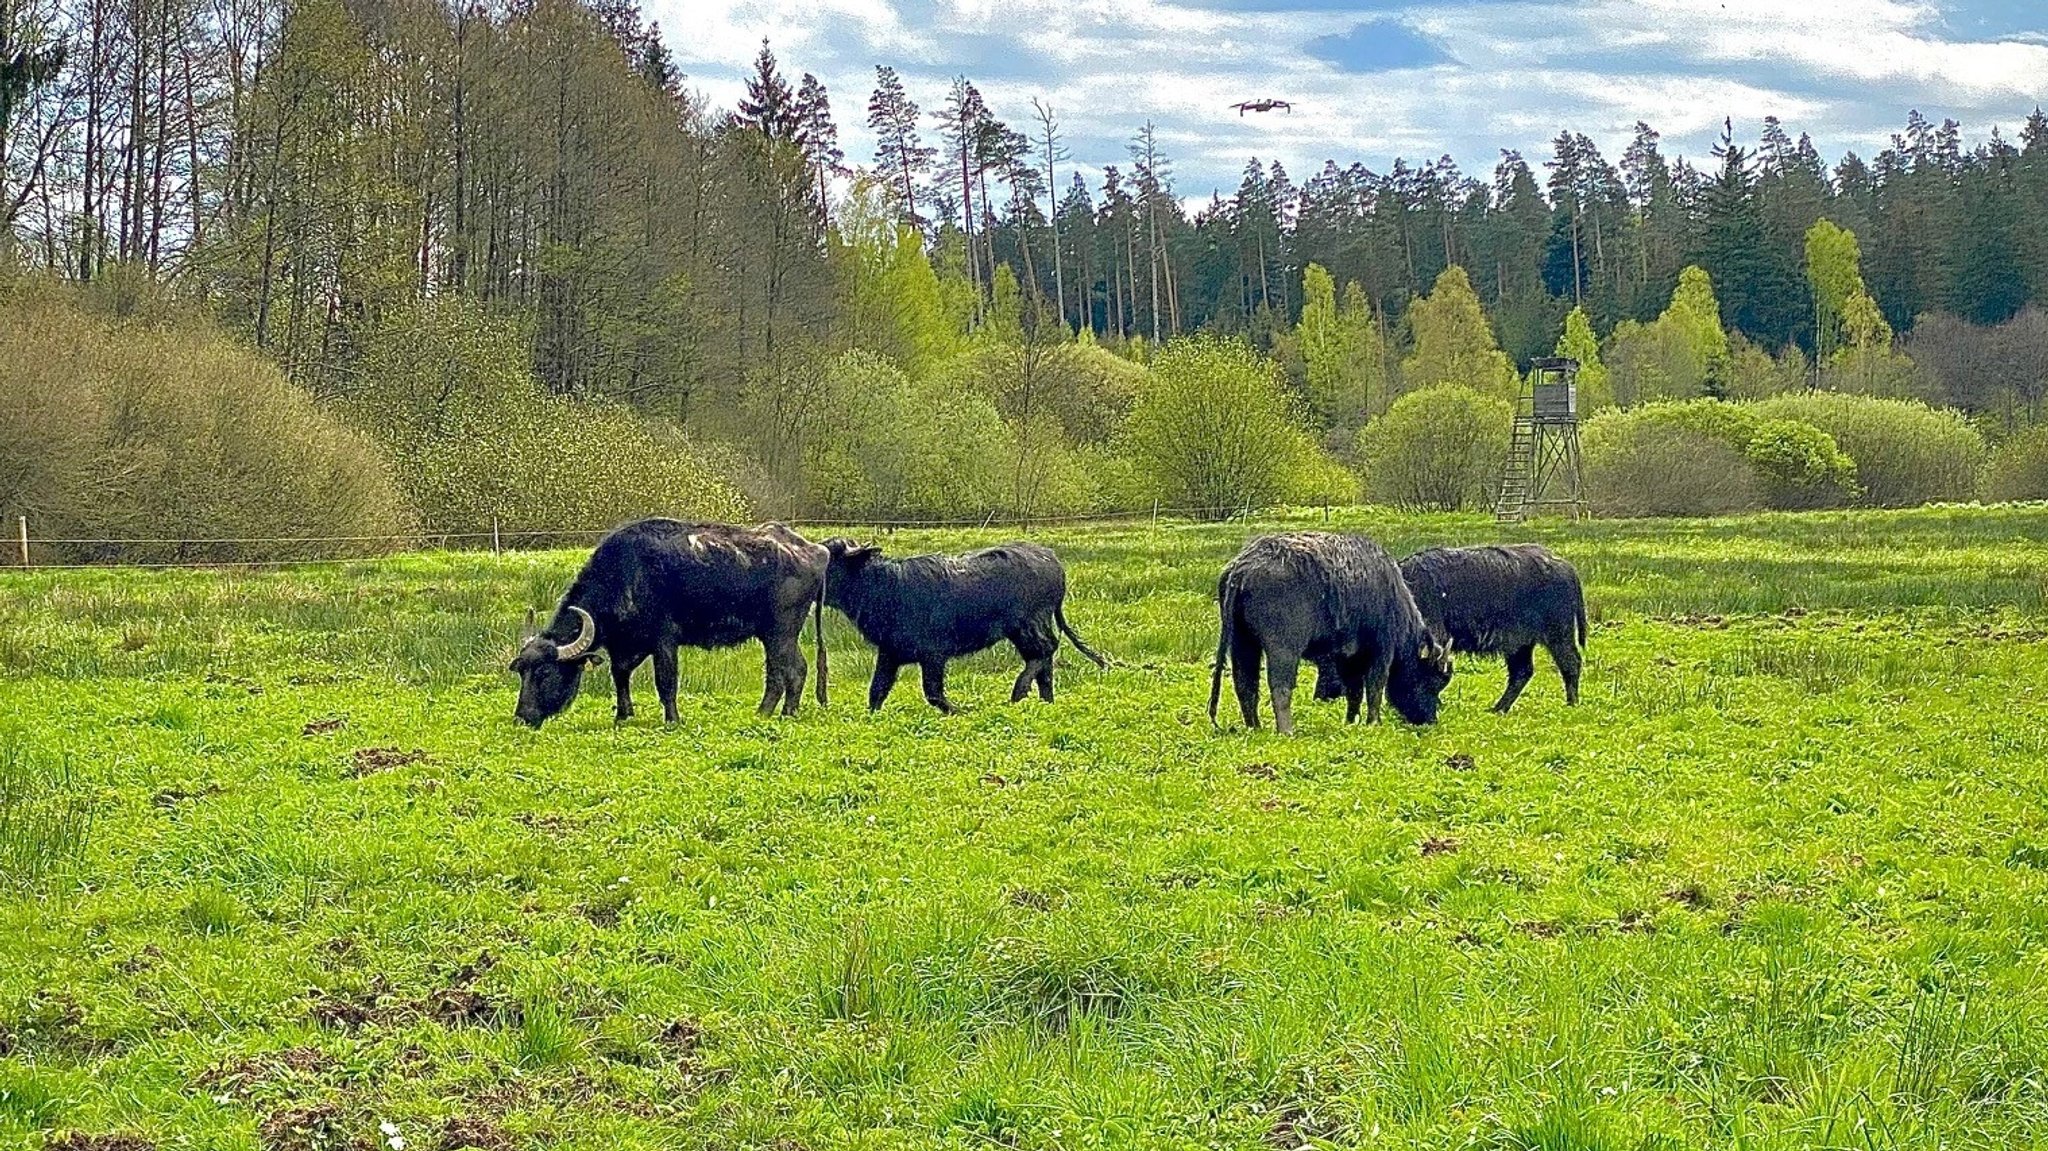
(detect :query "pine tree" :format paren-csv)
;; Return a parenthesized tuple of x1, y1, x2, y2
(866, 65, 933, 228)
(794, 73, 844, 226)
(936, 77, 989, 292)
(732, 39, 800, 141)
(1697, 120, 1807, 350)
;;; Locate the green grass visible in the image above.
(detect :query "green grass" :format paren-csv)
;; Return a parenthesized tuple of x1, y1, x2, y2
(4, 505, 2048, 1149)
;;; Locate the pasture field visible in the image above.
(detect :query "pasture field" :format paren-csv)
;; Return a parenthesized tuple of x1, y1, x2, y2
(6, 506, 2048, 1150)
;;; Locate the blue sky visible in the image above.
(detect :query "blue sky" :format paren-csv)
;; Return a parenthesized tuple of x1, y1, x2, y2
(657, 0, 2048, 203)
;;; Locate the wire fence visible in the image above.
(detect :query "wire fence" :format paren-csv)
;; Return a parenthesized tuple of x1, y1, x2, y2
(4, 503, 1310, 572)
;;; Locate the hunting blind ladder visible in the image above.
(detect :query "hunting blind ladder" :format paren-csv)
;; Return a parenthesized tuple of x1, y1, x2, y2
(1495, 356, 1586, 522)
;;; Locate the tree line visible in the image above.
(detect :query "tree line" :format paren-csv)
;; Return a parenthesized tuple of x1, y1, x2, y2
(3, 0, 2047, 544)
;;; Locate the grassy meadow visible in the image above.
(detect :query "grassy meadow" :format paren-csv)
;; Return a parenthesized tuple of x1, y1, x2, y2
(4, 506, 2048, 1150)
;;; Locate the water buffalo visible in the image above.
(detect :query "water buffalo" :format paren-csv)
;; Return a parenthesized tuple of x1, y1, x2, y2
(819, 539, 1106, 713)
(1313, 543, 1586, 713)
(1210, 532, 1453, 733)
(510, 519, 827, 727)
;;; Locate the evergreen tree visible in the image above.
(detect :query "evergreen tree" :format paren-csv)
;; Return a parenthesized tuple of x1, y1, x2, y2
(866, 65, 934, 228)
(733, 39, 800, 141)
(794, 73, 844, 225)
(1697, 120, 1807, 350)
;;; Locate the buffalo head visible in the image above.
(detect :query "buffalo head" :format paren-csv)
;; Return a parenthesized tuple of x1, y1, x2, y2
(509, 605, 600, 727)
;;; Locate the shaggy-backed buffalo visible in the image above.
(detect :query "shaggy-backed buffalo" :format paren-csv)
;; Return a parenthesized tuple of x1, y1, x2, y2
(1313, 543, 1586, 713)
(511, 519, 827, 727)
(820, 539, 1106, 713)
(1210, 532, 1453, 733)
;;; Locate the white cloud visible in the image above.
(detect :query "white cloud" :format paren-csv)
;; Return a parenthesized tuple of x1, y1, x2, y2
(649, 0, 2048, 200)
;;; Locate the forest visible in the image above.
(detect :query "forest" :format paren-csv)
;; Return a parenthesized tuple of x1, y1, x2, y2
(3, 0, 2048, 558)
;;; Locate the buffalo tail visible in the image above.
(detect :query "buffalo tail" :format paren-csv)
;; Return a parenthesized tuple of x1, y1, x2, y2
(1208, 576, 1236, 727)
(814, 571, 829, 705)
(1055, 604, 1109, 668)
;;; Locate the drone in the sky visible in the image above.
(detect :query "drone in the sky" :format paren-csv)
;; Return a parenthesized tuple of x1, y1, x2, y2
(1231, 98, 1293, 116)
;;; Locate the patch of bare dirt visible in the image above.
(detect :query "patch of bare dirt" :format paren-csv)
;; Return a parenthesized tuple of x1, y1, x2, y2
(1007, 888, 1053, 911)
(1238, 762, 1279, 780)
(1515, 920, 1562, 939)
(308, 979, 389, 1031)
(1264, 1098, 1339, 1148)
(438, 1116, 515, 1151)
(1444, 752, 1475, 771)
(426, 953, 517, 1028)
(258, 1103, 369, 1151)
(1419, 836, 1460, 857)
(302, 716, 348, 737)
(197, 1046, 337, 1099)
(151, 783, 223, 809)
(1664, 884, 1710, 910)
(45, 1134, 155, 1151)
(349, 747, 426, 776)
(1613, 909, 1656, 935)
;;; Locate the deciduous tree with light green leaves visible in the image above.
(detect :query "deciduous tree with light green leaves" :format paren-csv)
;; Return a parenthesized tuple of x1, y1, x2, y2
(1806, 219, 1893, 365)
(838, 178, 962, 380)
(1295, 264, 1387, 431)
(1123, 335, 1329, 515)
(1553, 305, 1612, 410)
(1399, 265, 1517, 402)
(1609, 266, 1733, 405)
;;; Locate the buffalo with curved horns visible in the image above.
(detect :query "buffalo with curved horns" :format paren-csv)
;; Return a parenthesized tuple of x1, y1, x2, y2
(511, 519, 828, 727)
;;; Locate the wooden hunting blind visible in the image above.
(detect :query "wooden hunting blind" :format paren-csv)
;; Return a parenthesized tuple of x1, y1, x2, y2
(1496, 356, 1586, 522)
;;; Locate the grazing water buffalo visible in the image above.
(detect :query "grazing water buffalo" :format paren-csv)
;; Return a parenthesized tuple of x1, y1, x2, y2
(1313, 543, 1586, 713)
(1210, 532, 1453, 733)
(820, 539, 1106, 713)
(510, 519, 827, 728)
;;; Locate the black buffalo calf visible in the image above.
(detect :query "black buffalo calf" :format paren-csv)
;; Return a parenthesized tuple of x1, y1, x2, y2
(1314, 543, 1586, 713)
(821, 539, 1106, 713)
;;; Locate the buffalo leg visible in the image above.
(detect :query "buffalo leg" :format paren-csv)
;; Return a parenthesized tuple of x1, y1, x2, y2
(1343, 658, 1367, 725)
(652, 644, 680, 724)
(1363, 644, 1392, 725)
(1495, 647, 1536, 714)
(1548, 635, 1582, 706)
(868, 656, 903, 712)
(1312, 658, 1345, 702)
(1010, 628, 1055, 703)
(611, 652, 646, 722)
(920, 660, 954, 714)
(1231, 630, 1264, 729)
(776, 635, 807, 717)
(753, 637, 785, 717)
(1266, 651, 1301, 736)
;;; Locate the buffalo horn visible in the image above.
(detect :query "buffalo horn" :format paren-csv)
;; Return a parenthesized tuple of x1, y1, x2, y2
(555, 606, 597, 661)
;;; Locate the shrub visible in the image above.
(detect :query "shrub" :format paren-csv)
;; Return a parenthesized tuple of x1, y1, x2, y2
(1358, 386, 1512, 512)
(1982, 426, 2048, 502)
(342, 300, 747, 536)
(1582, 408, 1760, 517)
(1123, 335, 1331, 515)
(1743, 419, 1858, 510)
(0, 274, 409, 562)
(800, 351, 1017, 521)
(1750, 392, 1985, 507)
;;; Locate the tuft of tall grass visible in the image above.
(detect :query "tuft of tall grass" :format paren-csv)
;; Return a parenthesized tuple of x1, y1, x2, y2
(0, 732, 92, 891)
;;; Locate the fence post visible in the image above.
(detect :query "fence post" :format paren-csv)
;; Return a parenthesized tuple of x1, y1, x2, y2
(1151, 500, 1158, 531)
(492, 517, 501, 556)
(16, 516, 26, 568)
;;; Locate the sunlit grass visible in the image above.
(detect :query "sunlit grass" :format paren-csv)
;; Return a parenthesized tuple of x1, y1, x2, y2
(2, 506, 2047, 1148)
